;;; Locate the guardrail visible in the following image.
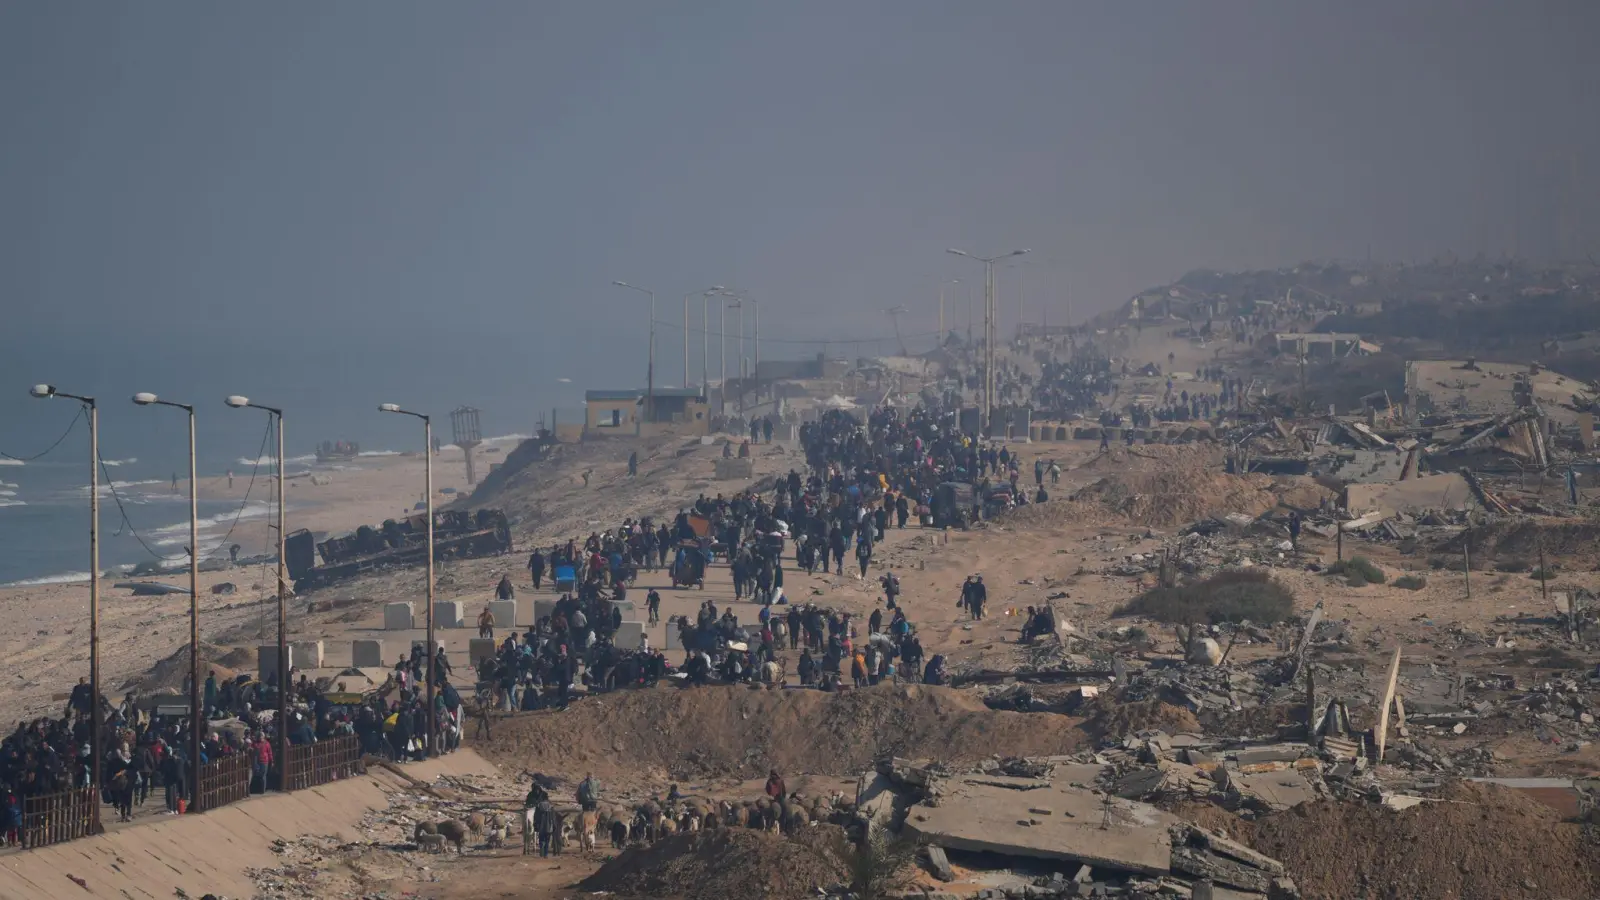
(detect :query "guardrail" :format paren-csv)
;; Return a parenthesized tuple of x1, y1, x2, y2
(20, 786, 101, 849)
(283, 734, 361, 792)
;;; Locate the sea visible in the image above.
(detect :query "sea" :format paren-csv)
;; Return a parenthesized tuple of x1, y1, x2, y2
(0, 434, 530, 587)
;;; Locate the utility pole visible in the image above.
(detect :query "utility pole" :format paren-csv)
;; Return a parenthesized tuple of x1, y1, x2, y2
(948, 248, 1028, 432)
(612, 281, 654, 433)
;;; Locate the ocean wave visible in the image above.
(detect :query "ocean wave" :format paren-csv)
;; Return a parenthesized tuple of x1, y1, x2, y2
(4, 571, 92, 586)
(146, 501, 274, 545)
(0, 481, 17, 489)
(237, 453, 317, 467)
(78, 479, 165, 494)
(357, 450, 401, 457)
(0, 499, 26, 508)
(0, 490, 14, 497)
(0, 459, 22, 467)
(440, 433, 531, 452)
(102, 458, 138, 467)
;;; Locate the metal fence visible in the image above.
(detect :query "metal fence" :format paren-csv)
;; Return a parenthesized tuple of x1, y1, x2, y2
(283, 735, 361, 792)
(20, 786, 101, 849)
(193, 751, 253, 813)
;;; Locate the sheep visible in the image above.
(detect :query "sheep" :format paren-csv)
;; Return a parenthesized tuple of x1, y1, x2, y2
(413, 821, 438, 842)
(416, 832, 447, 853)
(610, 818, 629, 849)
(785, 805, 810, 833)
(466, 812, 486, 835)
(435, 820, 469, 854)
(522, 808, 537, 856)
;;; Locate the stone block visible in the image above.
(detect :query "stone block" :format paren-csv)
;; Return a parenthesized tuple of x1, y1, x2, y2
(351, 639, 384, 668)
(533, 599, 558, 622)
(383, 602, 414, 631)
(290, 640, 324, 669)
(433, 600, 465, 628)
(615, 620, 645, 649)
(488, 600, 516, 630)
(469, 638, 498, 667)
(664, 626, 684, 651)
(257, 645, 288, 682)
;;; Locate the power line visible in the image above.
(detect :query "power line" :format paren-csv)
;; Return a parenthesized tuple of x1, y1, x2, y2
(1, 406, 85, 462)
(100, 417, 274, 564)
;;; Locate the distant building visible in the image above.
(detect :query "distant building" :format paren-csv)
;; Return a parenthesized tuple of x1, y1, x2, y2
(1274, 332, 1380, 358)
(583, 388, 708, 437)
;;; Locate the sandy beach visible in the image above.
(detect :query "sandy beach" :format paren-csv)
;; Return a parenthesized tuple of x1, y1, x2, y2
(0, 443, 488, 724)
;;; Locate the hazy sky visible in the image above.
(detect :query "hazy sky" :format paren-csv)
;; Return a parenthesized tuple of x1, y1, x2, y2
(3, 2, 1598, 461)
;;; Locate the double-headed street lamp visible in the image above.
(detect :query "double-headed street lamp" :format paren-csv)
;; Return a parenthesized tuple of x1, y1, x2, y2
(29, 384, 102, 800)
(224, 395, 288, 786)
(947, 248, 1029, 429)
(688, 286, 725, 392)
(612, 281, 654, 434)
(130, 391, 202, 809)
(379, 403, 437, 757)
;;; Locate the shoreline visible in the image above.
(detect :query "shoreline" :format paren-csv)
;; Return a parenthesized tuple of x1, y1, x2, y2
(0, 440, 498, 723)
(0, 435, 528, 586)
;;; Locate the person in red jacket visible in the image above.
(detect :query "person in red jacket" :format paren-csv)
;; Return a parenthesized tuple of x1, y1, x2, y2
(253, 733, 273, 793)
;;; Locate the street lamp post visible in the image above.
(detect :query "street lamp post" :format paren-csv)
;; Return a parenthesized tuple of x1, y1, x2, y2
(686, 286, 724, 393)
(379, 403, 435, 757)
(131, 392, 201, 810)
(947, 248, 1029, 431)
(225, 395, 288, 787)
(613, 281, 654, 434)
(939, 279, 960, 341)
(30, 385, 101, 805)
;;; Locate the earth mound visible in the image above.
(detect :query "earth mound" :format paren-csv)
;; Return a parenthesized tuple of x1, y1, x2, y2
(137, 642, 246, 692)
(579, 825, 850, 900)
(1247, 781, 1600, 900)
(1067, 470, 1331, 528)
(1442, 519, 1600, 569)
(472, 684, 1089, 779)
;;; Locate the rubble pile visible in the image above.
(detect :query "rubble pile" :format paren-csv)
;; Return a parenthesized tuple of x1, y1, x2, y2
(1249, 781, 1600, 900)
(579, 826, 853, 900)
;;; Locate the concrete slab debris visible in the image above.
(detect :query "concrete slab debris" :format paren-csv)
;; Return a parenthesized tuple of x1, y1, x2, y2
(901, 775, 1177, 875)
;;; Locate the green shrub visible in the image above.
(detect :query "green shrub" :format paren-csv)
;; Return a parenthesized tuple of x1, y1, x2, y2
(1327, 556, 1384, 584)
(1494, 558, 1531, 573)
(1393, 574, 1427, 591)
(1529, 567, 1557, 580)
(1114, 569, 1295, 626)
(1345, 568, 1368, 587)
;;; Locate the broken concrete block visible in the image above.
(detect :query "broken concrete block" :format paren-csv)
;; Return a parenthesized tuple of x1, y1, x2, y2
(433, 600, 465, 628)
(351, 639, 384, 668)
(615, 620, 645, 649)
(487, 599, 516, 630)
(257, 645, 288, 682)
(468, 638, 497, 667)
(289, 640, 323, 669)
(1171, 848, 1270, 893)
(383, 602, 414, 631)
(925, 844, 955, 882)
